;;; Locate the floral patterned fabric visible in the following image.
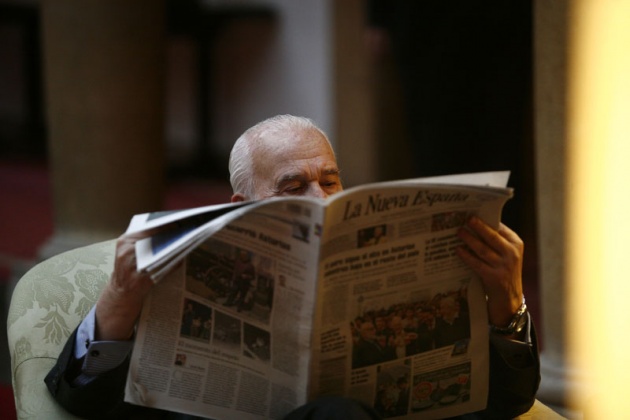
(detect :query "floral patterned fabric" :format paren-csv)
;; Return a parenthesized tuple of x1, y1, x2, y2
(7, 240, 115, 419)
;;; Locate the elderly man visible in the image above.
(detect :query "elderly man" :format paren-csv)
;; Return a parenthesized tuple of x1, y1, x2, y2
(353, 320, 394, 369)
(46, 115, 539, 419)
(433, 295, 472, 348)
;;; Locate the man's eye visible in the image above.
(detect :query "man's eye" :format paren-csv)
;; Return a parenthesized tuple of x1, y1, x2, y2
(284, 185, 305, 194)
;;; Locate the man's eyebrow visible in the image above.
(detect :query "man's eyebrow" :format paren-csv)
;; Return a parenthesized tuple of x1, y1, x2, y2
(276, 173, 306, 186)
(276, 168, 340, 185)
(274, 167, 342, 187)
(322, 168, 341, 177)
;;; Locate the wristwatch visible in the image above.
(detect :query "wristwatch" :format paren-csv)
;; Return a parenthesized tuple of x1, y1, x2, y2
(489, 299, 528, 335)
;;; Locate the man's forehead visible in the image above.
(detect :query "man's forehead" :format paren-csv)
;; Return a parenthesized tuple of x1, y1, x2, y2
(253, 131, 338, 171)
(258, 125, 325, 149)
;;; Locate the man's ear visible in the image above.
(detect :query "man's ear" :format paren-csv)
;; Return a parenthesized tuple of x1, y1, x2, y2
(231, 193, 246, 203)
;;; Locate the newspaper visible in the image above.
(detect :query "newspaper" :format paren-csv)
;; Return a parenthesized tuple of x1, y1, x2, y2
(124, 172, 513, 419)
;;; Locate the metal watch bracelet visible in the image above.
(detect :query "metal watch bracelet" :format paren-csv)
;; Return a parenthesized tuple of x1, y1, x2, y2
(489, 298, 527, 335)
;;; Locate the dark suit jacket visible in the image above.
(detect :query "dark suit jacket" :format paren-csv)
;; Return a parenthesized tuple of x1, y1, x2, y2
(352, 338, 395, 369)
(46, 326, 540, 419)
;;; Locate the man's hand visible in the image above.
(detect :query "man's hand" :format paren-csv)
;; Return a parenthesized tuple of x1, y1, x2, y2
(456, 217, 524, 328)
(95, 231, 155, 341)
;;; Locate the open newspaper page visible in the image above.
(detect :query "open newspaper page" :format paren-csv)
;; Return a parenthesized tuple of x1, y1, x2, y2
(125, 198, 326, 419)
(127, 201, 249, 235)
(130, 201, 256, 281)
(309, 180, 512, 419)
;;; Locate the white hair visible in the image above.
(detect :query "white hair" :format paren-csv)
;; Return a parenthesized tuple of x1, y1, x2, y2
(228, 115, 332, 199)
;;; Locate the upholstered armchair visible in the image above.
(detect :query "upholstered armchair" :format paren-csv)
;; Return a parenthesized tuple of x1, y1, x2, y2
(7, 239, 564, 419)
(7, 240, 116, 419)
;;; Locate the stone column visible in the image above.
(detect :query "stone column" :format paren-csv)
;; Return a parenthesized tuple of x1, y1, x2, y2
(39, 0, 165, 256)
(534, 0, 567, 405)
(533, 0, 579, 413)
(332, 0, 379, 187)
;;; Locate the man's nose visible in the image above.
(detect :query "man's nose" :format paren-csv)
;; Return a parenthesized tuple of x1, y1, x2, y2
(307, 183, 328, 199)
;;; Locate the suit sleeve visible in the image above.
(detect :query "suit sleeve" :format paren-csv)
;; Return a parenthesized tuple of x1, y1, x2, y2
(44, 328, 139, 419)
(477, 318, 541, 419)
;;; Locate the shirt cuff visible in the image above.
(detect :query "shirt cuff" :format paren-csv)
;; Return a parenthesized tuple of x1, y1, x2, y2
(82, 340, 134, 376)
(75, 306, 97, 359)
(74, 305, 134, 376)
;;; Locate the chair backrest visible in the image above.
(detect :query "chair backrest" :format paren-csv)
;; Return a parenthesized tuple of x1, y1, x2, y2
(7, 240, 116, 419)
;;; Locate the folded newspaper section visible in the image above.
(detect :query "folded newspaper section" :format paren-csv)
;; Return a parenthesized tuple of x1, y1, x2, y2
(124, 172, 512, 420)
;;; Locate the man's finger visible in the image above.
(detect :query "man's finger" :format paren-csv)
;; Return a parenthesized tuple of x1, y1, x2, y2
(465, 217, 507, 254)
(497, 223, 524, 249)
(457, 226, 502, 267)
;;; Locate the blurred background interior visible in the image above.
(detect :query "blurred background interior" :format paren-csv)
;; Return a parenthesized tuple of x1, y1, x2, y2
(1, 0, 600, 418)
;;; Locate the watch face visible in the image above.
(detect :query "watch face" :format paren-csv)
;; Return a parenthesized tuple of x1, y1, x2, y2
(490, 309, 527, 335)
(514, 311, 528, 333)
